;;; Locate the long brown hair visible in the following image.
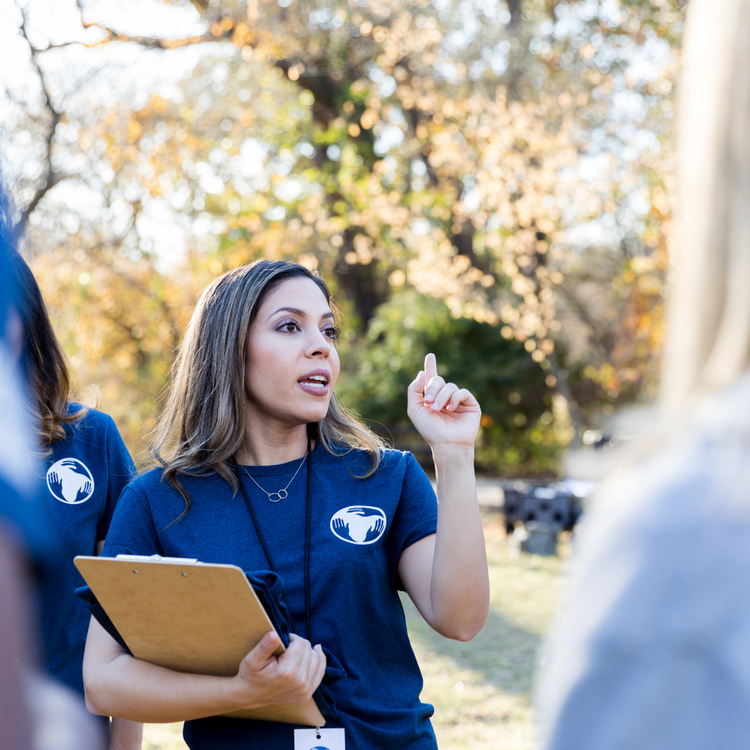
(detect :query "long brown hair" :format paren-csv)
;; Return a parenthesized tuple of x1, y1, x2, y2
(152, 259, 385, 515)
(11, 254, 85, 452)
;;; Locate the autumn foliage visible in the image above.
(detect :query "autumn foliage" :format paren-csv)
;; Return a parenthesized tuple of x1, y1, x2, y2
(7, 0, 684, 472)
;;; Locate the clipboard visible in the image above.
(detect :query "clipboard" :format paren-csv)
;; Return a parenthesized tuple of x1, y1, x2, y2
(74, 555, 326, 726)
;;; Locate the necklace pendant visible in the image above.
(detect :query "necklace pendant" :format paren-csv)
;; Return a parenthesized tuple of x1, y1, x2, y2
(241, 453, 306, 503)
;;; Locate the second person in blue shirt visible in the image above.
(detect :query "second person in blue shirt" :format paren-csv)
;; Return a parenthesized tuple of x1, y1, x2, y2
(12, 254, 142, 749)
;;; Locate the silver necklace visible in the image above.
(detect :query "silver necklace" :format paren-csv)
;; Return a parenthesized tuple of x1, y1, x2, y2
(239, 451, 307, 503)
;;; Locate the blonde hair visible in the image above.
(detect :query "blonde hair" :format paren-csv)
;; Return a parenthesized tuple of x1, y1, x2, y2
(661, 0, 750, 408)
(152, 260, 385, 515)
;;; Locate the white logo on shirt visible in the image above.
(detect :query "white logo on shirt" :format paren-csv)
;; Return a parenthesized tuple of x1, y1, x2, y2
(46, 458, 95, 504)
(330, 506, 386, 545)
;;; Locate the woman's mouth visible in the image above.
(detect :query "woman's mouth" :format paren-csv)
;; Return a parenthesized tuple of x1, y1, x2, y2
(297, 372, 330, 396)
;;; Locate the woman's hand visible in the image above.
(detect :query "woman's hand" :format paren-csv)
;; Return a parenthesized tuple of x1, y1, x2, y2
(407, 353, 481, 450)
(233, 632, 326, 708)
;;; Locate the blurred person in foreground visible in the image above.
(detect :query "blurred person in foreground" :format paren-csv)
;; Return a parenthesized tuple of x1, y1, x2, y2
(0, 186, 38, 750)
(536, 1, 750, 749)
(0, 192, 104, 749)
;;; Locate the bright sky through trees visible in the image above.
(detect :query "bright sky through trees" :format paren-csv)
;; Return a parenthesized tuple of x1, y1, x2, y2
(0, 0, 684, 472)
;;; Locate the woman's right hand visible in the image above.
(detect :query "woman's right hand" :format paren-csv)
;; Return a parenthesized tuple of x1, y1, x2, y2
(234, 632, 326, 708)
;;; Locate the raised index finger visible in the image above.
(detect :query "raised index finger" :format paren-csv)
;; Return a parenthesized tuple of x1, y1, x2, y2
(424, 352, 438, 379)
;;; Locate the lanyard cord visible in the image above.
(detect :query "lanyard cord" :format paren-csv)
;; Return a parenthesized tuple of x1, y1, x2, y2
(233, 437, 313, 643)
(305, 437, 312, 643)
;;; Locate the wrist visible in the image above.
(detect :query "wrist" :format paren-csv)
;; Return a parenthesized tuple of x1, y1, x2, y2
(227, 674, 263, 712)
(430, 443, 475, 466)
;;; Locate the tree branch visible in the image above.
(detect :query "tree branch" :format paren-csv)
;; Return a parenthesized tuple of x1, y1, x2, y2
(73, 0, 230, 51)
(507, 0, 523, 28)
(12, 6, 62, 242)
(98, 307, 148, 368)
(11, 0, 229, 241)
(555, 280, 613, 359)
(76, 30, 220, 51)
(94, 247, 180, 349)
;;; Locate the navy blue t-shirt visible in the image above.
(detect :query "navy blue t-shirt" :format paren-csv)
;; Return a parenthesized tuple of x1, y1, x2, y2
(38, 405, 136, 695)
(103, 444, 439, 750)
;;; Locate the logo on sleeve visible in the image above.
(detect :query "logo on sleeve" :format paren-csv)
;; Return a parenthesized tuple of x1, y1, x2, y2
(330, 506, 386, 545)
(46, 459, 95, 504)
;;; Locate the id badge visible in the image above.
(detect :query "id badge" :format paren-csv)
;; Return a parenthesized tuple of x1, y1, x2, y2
(294, 727, 345, 750)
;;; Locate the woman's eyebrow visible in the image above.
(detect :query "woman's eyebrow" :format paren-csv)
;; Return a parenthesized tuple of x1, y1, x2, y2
(267, 306, 334, 321)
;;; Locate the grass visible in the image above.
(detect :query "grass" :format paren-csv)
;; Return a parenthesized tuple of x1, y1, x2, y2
(142, 515, 566, 750)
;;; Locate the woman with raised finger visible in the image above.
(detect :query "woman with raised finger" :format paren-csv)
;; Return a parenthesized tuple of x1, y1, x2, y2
(83, 259, 490, 750)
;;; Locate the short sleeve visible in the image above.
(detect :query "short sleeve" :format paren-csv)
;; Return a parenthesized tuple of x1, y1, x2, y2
(387, 452, 438, 590)
(96, 416, 137, 541)
(101, 486, 163, 558)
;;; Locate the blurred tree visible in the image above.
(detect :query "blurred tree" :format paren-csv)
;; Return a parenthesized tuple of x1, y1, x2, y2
(3, 0, 684, 468)
(337, 289, 563, 474)
(31, 245, 197, 458)
(168, 0, 682, 443)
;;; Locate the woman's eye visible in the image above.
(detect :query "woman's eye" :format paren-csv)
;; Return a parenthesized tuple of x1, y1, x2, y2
(279, 322, 299, 333)
(324, 326, 341, 340)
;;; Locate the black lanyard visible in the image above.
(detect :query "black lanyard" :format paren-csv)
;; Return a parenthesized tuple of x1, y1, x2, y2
(234, 438, 313, 643)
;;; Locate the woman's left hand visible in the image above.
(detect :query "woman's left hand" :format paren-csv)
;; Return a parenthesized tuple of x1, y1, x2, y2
(407, 353, 481, 450)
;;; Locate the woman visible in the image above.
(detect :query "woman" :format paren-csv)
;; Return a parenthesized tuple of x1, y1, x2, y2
(12, 255, 142, 750)
(537, 1, 750, 749)
(83, 259, 490, 749)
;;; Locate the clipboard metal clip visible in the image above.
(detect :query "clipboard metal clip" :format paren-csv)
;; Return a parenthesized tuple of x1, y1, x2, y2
(115, 554, 199, 564)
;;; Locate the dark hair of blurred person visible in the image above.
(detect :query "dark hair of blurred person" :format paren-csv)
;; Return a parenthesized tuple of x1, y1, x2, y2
(537, 2, 750, 749)
(11, 255, 85, 451)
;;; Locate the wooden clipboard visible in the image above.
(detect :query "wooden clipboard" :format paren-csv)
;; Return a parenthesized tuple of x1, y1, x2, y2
(74, 555, 325, 726)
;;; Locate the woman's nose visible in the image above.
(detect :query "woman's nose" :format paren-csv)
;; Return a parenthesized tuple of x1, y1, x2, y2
(308, 330, 331, 356)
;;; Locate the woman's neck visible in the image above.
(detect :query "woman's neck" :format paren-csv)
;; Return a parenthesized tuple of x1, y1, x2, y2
(235, 418, 309, 466)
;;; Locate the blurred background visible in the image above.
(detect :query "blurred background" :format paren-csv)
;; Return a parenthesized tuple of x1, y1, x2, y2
(1, 0, 685, 746)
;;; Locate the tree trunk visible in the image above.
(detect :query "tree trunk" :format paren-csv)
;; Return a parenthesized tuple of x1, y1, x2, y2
(547, 352, 584, 449)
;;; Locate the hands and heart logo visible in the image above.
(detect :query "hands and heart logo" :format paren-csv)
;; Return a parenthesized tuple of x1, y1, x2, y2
(330, 506, 387, 545)
(46, 458, 95, 504)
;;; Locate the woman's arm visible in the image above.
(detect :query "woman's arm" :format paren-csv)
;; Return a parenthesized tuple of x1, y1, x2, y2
(399, 353, 490, 642)
(93, 545, 144, 748)
(109, 718, 143, 750)
(83, 617, 326, 723)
